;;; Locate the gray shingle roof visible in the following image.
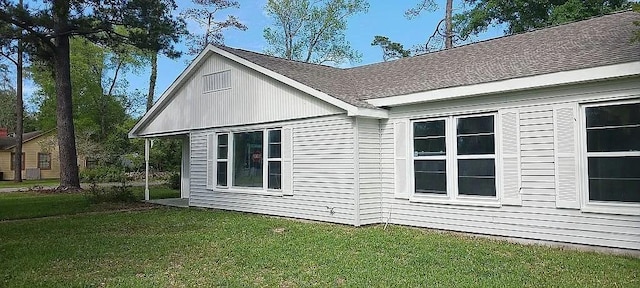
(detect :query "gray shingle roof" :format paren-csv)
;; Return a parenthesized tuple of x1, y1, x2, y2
(0, 131, 45, 150)
(219, 11, 640, 108)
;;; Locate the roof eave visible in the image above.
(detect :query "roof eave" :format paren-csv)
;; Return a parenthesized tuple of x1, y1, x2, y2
(366, 61, 640, 107)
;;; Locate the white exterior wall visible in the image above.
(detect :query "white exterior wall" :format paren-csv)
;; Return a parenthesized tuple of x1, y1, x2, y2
(382, 77, 640, 250)
(138, 53, 343, 136)
(356, 118, 383, 225)
(189, 115, 357, 225)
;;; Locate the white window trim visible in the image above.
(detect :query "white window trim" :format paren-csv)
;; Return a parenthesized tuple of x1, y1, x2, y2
(409, 113, 501, 207)
(202, 69, 232, 93)
(266, 129, 283, 192)
(579, 99, 640, 216)
(214, 127, 284, 197)
(216, 133, 229, 189)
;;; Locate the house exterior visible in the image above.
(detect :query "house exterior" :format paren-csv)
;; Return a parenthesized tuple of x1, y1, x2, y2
(0, 129, 59, 180)
(130, 12, 640, 250)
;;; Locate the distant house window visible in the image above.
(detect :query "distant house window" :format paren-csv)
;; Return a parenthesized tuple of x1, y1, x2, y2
(85, 157, 98, 169)
(37, 153, 51, 170)
(217, 133, 229, 187)
(202, 70, 231, 93)
(584, 101, 640, 203)
(10, 152, 25, 171)
(412, 114, 497, 199)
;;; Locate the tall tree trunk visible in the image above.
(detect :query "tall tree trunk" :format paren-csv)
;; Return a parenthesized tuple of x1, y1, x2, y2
(13, 21, 23, 182)
(146, 52, 157, 112)
(444, 0, 453, 49)
(13, 0, 23, 182)
(53, 0, 80, 189)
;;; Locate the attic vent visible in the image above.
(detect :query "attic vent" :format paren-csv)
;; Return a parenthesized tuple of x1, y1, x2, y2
(203, 70, 231, 93)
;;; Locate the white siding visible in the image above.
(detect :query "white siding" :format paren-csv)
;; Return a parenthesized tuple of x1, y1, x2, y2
(189, 115, 356, 225)
(381, 77, 640, 250)
(356, 118, 382, 225)
(138, 53, 343, 136)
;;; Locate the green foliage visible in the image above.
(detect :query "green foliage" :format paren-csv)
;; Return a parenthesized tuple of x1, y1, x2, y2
(80, 166, 126, 183)
(371, 35, 411, 61)
(167, 172, 181, 190)
(633, 3, 640, 43)
(84, 183, 137, 204)
(181, 0, 247, 55)
(455, 0, 630, 38)
(263, 0, 368, 65)
(149, 138, 183, 172)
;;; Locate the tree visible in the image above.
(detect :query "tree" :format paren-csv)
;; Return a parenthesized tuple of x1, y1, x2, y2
(263, 0, 369, 65)
(0, 0, 185, 188)
(371, 36, 411, 61)
(454, 0, 630, 39)
(181, 0, 247, 56)
(406, 0, 458, 52)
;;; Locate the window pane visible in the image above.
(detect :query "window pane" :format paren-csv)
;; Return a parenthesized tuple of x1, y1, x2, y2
(589, 179, 640, 202)
(414, 138, 445, 156)
(587, 127, 640, 152)
(217, 162, 227, 186)
(233, 131, 263, 187)
(218, 134, 228, 159)
(269, 130, 281, 143)
(414, 120, 445, 137)
(457, 116, 494, 135)
(268, 161, 282, 190)
(458, 177, 496, 196)
(588, 157, 640, 178)
(586, 103, 640, 128)
(458, 159, 495, 177)
(269, 144, 281, 158)
(457, 135, 495, 155)
(414, 160, 446, 194)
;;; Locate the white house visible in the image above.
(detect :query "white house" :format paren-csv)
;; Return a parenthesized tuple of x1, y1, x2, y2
(130, 12, 640, 250)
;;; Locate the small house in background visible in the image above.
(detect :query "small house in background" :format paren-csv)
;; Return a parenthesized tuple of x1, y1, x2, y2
(130, 12, 640, 251)
(0, 129, 88, 181)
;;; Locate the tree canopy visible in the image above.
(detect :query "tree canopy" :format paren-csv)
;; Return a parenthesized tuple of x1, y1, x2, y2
(371, 36, 411, 61)
(263, 0, 369, 65)
(181, 0, 247, 56)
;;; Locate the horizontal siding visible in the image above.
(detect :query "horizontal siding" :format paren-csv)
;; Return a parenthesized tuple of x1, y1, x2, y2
(189, 114, 356, 225)
(357, 118, 382, 226)
(381, 78, 640, 250)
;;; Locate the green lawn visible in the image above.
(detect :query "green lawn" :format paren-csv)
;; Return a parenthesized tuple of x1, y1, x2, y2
(0, 186, 180, 220)
(0, 193, 638, 287)
(0, 179, 60, 189)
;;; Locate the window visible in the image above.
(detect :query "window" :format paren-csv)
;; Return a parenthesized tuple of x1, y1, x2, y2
(202, 70, 231, 93)
(267, 130, 282, 190)
(233, 131, 264, 188)
(412, 114, 497, 201)
(10, 152, 25, 170)
(217, 134, 229, 186)
(38, 153, 51, 170)
(85, 157, 98, 169)
(584, 102, 640, 203)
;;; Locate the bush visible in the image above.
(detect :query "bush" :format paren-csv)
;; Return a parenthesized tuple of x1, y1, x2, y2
(80, 166, 126, 183)
(84, 182, 137, 204)
(167, 172, 181, 190)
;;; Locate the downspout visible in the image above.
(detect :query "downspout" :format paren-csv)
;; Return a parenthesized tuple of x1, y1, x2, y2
(353, 117, 360, 227)
(144, 138, 150, 201)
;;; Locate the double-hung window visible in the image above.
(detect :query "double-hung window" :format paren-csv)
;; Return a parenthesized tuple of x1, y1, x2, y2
(584, 101, 640, 204)
(267, 130, 282, 190)
(412, 114, 497, 203)
(217, 134, 228, 186)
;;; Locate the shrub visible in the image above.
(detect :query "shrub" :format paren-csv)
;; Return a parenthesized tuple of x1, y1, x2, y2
(84, 182, 137, 204)
(167, 172, 181, 190)
(80, 166, 126, 183)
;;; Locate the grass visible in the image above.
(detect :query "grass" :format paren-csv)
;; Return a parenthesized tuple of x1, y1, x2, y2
(0, 186, 180, 220)
(0, 179, 60, 189)
(0, 193, 638, 287)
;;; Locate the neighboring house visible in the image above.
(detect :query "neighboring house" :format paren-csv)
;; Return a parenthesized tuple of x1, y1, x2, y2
(0, 129, 59, 180)
(130, 12, 640, 250)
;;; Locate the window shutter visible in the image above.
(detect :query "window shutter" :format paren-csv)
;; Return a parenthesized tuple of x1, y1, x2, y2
(394, 120, 410, 199)
(554, 104, 580, 209)
(281, 127, 294, 196)
(499, 109, 522, 205)
(206, 133, 216, 190)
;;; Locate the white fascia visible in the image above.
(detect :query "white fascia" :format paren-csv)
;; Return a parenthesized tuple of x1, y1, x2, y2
(366, 61, 640, 107)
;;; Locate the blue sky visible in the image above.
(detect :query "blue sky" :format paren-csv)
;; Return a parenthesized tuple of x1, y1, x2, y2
(19, 0, 505, 114)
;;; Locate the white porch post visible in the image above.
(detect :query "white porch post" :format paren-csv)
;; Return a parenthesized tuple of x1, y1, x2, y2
(144, 138, 150, 201)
